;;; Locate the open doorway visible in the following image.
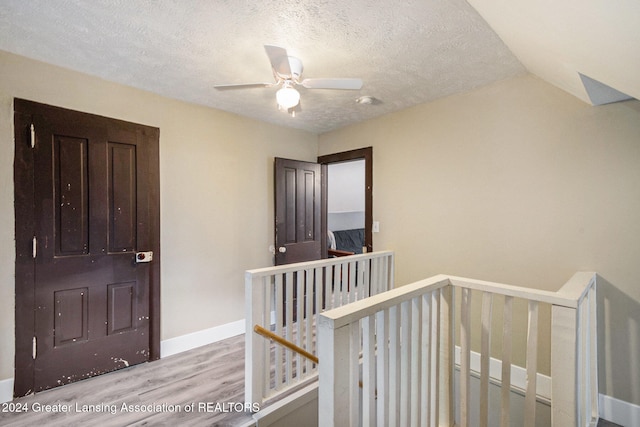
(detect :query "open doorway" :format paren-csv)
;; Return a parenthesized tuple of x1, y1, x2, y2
(327, 159, 365, 255)
(318, 147, 373, 257)
(272, 147, 372, 264)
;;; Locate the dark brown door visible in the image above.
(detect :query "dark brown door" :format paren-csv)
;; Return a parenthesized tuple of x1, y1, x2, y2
(274, 158, 322, 265)
(14, 99, 160, 395)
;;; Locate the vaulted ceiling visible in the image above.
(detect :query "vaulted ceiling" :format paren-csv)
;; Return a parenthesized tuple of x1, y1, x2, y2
(0, 1, 637, 133)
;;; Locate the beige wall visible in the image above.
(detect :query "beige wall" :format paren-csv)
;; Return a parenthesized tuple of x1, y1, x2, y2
(319, 74, 640, 405)
(2, 49, 639, 407)
(0, 51, 318, 381)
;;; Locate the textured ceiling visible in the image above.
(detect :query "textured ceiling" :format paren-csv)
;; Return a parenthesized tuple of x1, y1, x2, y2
(1, 1, 637, 134)
(0, 0, 527, 133)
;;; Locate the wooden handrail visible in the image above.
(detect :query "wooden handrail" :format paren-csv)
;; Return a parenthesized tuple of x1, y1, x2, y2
(254, 324, 319, 364)
(254, 324, 373, 394)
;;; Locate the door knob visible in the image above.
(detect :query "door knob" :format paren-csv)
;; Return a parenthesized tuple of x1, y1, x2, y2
(136, 251, 153, 263)
(278, 247, 287, 253)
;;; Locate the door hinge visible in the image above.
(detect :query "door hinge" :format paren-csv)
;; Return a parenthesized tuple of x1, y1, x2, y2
(32, 336, 37, 359)
(30, 123, 35, 149)
(32, 236, 37, 259)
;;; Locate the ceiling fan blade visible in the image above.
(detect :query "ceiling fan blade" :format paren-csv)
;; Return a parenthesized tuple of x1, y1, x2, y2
(264, 45, 291, 76)
(214, 83, 275, 90)
(300, 78, 363, 90)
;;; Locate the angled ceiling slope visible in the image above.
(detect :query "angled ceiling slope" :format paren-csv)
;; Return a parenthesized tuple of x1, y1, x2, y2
(467, 0, 640, 106)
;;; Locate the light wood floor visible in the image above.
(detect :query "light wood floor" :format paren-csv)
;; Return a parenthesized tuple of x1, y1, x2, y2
(0, 333, 624, 427)
(0, 334, 253, 427)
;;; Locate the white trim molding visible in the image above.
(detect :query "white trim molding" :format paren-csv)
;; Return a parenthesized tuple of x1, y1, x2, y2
(599, 393, 640, 427)
(454, 346, 552, 402)
(160, 319, 245, 358)
(0, 377, 14, 404)
(453, 346, 640, 425)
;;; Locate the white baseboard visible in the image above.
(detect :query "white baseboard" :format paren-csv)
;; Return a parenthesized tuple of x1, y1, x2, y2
(454, 346, 551, 402)
(454, 347, 640, 424)
(160, 318, 245, 358)
(599, 393, 640, 427)
(0, 377, 13, 404)
(1, 319, 247, 404)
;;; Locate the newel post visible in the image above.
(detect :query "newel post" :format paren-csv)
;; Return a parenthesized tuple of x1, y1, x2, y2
(551, 304, 578, 426)
(551, 271, 597, 426)
(245, 272, 265, 406)
(318, 314, 352, 427)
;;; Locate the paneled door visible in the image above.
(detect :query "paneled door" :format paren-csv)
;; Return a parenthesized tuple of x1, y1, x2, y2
(274, 158, 322, 265)
(13, 99, 160, 395)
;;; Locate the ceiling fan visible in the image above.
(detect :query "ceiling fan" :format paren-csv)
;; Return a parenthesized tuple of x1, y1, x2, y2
(214, 45, 363, 115)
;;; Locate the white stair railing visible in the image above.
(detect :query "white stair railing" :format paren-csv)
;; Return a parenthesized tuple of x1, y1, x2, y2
(551, 272, 599, 427)
(318, 272, 598, 427)
(245, 250, 394, 406)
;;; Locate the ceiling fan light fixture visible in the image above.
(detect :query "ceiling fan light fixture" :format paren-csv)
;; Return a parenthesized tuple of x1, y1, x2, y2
(215, 46, 364, 115)
(276, 86, 300, 109)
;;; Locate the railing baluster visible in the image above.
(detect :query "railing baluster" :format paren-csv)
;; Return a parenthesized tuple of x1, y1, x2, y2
(421, 292, 431, 427)
(328, 265, 335, 309)
(579, 296, 588, 427)
(524, 300, 539, 427)
(356, 261, 369, 300)
(410, 296, 421, 427)
(349, 320, 360, 426)
(588, 284, 599, 422)
(460, 287, 472, 427)
(376, 308, 389, 425)
(379, 256, 386, 293)
(314, 267, 323, 357)
(305, 269, 313, 377)
(381, 255, 388, 293)
(296, 272, 304, 379)
(370, 257, 379, 296)
(275, 274, 284, 390)
(382, 255, 389, 292)
(400, 300, 411, 427)
(432, 289, 441, 426)
(387, 254, 395, 292)
(363, 315, 376, 426)
(389, 304, 400, 427)
(285, 271, 294, 385)
(441, 285, 454, 427)
(480, 291, 493, 427)
(501, 295, 513, 427)
(362, 259, 375, 297)
(349, 260, 357, 303)
(263, 276, 272, 393)
(340, 262, 348, 306)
